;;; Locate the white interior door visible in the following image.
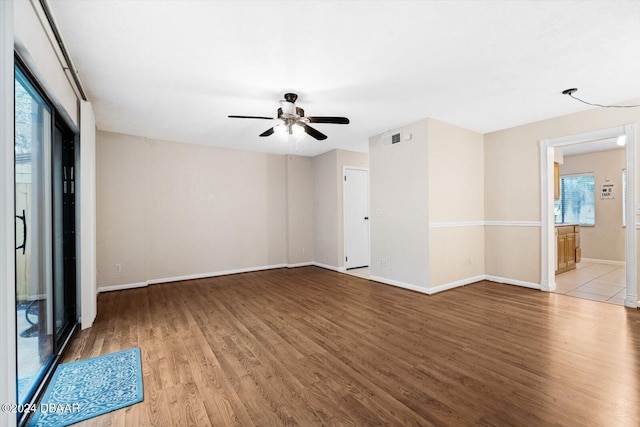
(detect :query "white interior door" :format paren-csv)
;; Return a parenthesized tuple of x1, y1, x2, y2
(344, 168, 369, 269)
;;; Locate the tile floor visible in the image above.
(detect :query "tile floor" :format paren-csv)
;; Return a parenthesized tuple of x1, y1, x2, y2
(553, 261, 626, 306)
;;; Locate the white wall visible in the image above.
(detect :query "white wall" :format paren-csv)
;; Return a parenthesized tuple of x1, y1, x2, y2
(560, 149, 626, 262)
(79, 101, 97, 328)
(96, 131, 288, 288)
(1, 2, 16, 426)
(14, 0, 79, 128)
(369, 119, 430, 289)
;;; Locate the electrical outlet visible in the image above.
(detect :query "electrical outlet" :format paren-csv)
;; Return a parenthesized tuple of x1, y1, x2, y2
(376, 208, 383, 217)
(114, 263, 121, 273)
(302, 247, 306, 254)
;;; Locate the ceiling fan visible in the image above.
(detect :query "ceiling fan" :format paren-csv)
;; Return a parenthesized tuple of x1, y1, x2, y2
(228, 93, 349, 141)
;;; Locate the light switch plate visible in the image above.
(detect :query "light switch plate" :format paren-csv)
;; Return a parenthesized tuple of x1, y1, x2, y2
(636, 204, 640, 215)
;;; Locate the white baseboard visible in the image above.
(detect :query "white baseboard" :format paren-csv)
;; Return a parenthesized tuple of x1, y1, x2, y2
(287, 262, 314, 268)
(98, 282, 147, 293)
(369, 274, 486, 296)
(98, 263, 289, 292)
(369, 275, 431, 295)
(146, 264, 287, 285)
(312, 262, 346, 272)
(98, 264, 544, 301)
(484, 274, 541, 290)
(429, 275, 486, 294)
(625, 297, 638, 308)
(581, 258, 626, 266)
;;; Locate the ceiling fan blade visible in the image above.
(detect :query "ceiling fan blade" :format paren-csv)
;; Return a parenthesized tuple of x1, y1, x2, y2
(302, 124, 327, 140)
(228, 115, 274, 120)
(306, 116, 350, 124)
(259, 127, 275, 137)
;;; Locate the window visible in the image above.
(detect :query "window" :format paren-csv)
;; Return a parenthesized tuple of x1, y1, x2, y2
(554, 173, 595, 226)
(622, 169, 627, 227)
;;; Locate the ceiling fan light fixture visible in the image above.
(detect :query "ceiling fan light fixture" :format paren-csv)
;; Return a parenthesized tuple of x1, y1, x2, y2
(292, 123, 304, 136)
(279, 100, 296, 116)
(229, 93, 349, 141)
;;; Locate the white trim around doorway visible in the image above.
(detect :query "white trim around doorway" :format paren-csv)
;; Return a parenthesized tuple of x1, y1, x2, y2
(540, 124, 637, 308)
(342, 166, 370, 270)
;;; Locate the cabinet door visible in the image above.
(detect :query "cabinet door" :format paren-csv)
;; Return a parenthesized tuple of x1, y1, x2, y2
(558, 234, 567, 270)
(566, 233, 576, 268)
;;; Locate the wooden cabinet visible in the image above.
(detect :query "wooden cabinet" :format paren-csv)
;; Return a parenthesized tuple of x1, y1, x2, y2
(557, 232, 567, 271)
(555, 224, 580, 274)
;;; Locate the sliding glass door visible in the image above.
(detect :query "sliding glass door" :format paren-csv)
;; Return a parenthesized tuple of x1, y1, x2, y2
(15, 66, 54, 405)
(15, 62, 78, 412)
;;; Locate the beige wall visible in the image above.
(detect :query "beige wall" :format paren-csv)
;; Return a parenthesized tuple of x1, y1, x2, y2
(312, 150, 339, 267)
(369, 119, 429, 288)
(485, 100, 640, 291)
(427, 119, 484, 286)
(312, 149, 369, 269)
(97, 136, 367, 286)
(96, 131, 287, 287)
(286, 155, 314, 265)
(369, 118, 484, 290)
(560, 149, 626, 262)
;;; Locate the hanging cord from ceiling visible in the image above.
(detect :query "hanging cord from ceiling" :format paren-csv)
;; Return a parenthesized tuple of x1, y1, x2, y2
(562, 88, 640, 108)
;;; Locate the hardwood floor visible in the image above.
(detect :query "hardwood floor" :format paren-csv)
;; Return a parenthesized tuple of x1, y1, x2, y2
(64, 266, 640, 426)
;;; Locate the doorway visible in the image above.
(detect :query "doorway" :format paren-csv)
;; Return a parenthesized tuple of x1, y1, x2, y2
(540, 125, 637, 308)
(343, 167, 370, 271)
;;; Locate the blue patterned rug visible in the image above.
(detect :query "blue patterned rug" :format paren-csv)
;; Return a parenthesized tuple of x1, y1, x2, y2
(29, 347, 143, 427)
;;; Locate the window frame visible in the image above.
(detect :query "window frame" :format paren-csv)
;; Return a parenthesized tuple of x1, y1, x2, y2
(554, 172, 596, 226)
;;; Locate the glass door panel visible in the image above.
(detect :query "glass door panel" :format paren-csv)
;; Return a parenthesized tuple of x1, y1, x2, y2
(15, 67, 54, 405)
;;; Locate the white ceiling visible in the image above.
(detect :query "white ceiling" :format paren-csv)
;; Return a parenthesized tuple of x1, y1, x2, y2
(562, 137, 625, 157)
(48, 0, 640, 157)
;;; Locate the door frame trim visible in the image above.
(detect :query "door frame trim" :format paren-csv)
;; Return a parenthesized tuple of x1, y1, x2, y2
(539, 124, 637, 308)
(0, 1, 16, 424)
(342, 166, 370, 270)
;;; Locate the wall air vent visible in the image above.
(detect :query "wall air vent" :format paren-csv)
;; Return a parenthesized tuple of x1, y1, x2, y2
(382, 131, 401, 146)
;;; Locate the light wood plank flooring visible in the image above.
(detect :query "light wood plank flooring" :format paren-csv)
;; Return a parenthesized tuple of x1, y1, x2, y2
(64, 267, 640, 426)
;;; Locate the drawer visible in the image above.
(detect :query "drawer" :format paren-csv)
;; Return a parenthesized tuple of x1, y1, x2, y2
(557, 226, 574, 235)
